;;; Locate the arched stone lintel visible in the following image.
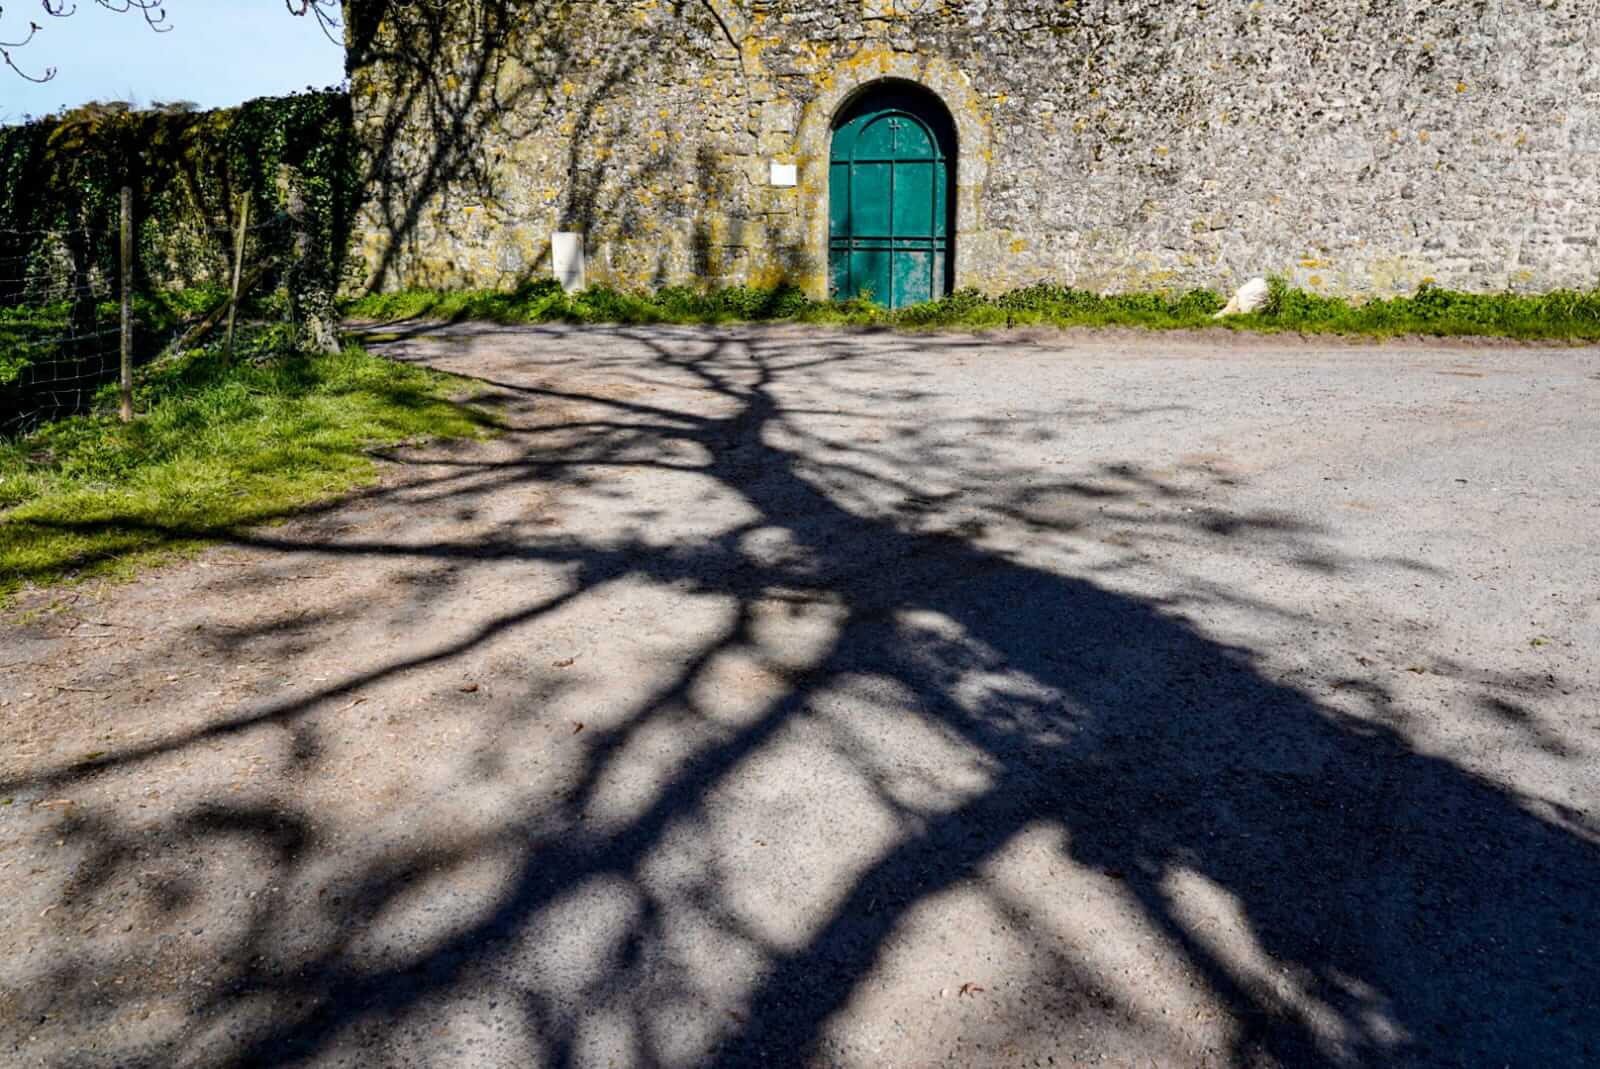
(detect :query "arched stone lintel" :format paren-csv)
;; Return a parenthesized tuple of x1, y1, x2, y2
(790, 53, 992, 299)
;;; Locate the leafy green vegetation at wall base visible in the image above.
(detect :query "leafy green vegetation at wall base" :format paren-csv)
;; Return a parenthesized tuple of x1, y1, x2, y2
(0, 342, 490, 608)
(344, 279, 1600, 340)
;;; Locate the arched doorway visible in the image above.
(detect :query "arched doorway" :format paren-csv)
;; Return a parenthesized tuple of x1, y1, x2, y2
(828, 84, 957, 309)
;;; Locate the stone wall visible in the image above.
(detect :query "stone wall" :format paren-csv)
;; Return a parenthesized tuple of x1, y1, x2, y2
(344, 0, 1600, 298)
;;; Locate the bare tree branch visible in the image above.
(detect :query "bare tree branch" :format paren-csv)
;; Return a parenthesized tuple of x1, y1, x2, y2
(2, 0, 347, 81)
(282, 0, 343, 45)
(0, 14, 54, 82)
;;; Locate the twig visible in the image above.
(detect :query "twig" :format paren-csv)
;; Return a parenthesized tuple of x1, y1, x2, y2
(157, 262, 274, 359)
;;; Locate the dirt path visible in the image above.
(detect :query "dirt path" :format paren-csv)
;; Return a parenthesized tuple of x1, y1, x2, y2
(2, 324, 1597, 1068)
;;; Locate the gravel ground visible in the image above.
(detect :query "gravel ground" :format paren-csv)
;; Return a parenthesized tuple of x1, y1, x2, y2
(1, 323, 1597, 1069)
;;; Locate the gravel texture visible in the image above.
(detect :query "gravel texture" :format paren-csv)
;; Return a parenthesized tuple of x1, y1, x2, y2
(1, 324, 1597, 1068)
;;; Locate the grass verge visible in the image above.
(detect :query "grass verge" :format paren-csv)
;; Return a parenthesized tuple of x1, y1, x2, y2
(344, 278, 1600, 341)
(0, 336, 491, 608)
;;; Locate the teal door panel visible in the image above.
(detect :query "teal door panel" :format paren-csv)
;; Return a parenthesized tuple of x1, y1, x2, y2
(828, 162, 850, 234)
(892, 249, 933, 310)
(852, 163, 894, 235)
(828, 87, 955, 309)
(855, 245, 891, 305)
(857, 112, 935, 159)
(891, 162, 935, 236)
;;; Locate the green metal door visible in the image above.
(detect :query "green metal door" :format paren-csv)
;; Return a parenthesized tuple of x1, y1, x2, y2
(829, 88, 955, 309)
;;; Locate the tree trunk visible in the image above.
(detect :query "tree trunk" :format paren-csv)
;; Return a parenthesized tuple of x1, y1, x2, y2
(282, 166, 341, 357)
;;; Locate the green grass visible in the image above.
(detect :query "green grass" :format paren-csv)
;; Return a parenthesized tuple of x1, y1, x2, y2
(0, 334, 492, 607)
(0, 299, 118, 386)
(0, 292, 197, 386)
(344, 279, 814, 327)
(343, 277, 1600, 341)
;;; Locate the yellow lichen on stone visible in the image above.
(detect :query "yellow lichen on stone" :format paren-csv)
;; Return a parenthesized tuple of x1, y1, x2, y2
(343, 1, 1589, 301)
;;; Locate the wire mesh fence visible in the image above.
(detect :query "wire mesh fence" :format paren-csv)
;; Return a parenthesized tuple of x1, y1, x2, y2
(0, 228, 126, 438)
(1, 196, 292, 439)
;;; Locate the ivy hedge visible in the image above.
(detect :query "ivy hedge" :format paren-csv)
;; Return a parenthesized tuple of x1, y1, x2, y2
(0, 89, 355, 307)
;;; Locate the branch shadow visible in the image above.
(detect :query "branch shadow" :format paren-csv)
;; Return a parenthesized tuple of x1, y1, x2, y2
(4, 324, 1595, 1068)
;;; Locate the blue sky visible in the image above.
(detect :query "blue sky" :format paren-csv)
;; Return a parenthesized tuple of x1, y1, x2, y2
(1, 2, 347, 123)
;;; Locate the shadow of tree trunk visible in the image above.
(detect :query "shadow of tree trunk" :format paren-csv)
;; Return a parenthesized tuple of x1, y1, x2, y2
(4, 325, 1594, 1068)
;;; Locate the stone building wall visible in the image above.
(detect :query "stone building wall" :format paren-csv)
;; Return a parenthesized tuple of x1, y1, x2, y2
(344, 0, 1600, 298)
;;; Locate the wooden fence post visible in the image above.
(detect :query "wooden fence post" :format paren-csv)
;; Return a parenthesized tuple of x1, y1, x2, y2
(119, 186, 133, 423)
(225, 192, 251, 360)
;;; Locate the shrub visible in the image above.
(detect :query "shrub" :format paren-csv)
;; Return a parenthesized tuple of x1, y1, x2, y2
(342, 279, 1600, 340)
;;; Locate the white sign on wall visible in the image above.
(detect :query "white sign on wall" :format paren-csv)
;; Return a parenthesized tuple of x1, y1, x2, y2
(552, 232, 585, 293)
(769, 161, 798, 188)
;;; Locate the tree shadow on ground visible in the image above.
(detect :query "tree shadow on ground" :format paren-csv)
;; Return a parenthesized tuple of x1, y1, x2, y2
(3, 326, 1595, 1068)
